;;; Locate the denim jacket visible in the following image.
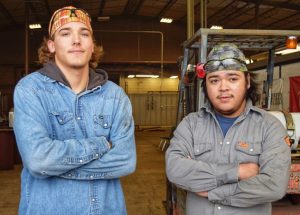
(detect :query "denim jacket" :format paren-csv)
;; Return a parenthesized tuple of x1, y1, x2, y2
(166, 100, 291, 215)
(13, 63, 136, 215)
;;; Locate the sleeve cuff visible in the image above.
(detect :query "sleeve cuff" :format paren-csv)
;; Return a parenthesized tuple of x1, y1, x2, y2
(208, 183, 235, 205)
(89, 136, 111, 156)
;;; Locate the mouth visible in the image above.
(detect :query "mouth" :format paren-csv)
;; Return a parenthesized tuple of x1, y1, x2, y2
(217, 95, 233, 102)
(69, 50, 84, 54)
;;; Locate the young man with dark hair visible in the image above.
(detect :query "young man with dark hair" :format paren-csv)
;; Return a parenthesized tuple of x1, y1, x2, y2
(166, 43, 291, 215)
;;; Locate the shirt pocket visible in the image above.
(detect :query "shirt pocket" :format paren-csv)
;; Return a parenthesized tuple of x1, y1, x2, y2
(235, 141, 262, 163)
(193, 142, 213, 161)
(49, 111, 75, 139)
(93, 114, 112, 138)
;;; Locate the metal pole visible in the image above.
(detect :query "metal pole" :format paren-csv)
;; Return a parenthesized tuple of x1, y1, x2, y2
(200, 0, 207, 28)
(187, 0, 194, 39)
(266, 48, 275, 110)
(197, 34, 207, 111)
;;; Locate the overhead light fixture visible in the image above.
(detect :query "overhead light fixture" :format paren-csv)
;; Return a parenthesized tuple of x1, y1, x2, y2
(160, 18, 173, 23)
(97, 16, 110, 21)
(286, 36, 298, 49)
(29, 24, 41, 29)
(245, 58, 253, 64)
(169, 76, 178, 79)
(135, 74, 159, 78)
(127, 75, 135, 78)
(210, 25, 223, 30)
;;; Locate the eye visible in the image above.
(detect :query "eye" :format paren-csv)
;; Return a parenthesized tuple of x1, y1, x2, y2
(81, 31, 91, 37)
(209, 79, 219, 84)
(60, 31, 70, 36)
(229, 77, 239, 82)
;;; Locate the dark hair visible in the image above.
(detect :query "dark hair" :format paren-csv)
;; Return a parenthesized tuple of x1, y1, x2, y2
(202, 72, 260, 105)
(38, 36, 104, 69)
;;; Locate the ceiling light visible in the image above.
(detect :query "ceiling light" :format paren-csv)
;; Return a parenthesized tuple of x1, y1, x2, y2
(97, 16, 110, 21)
(210, 25, 223, 29)
(127, 75, 135, 78)
(29, 24, 41, 29)
(160, 18, 173, 23)
(245, 58, 253, 64)
(169, 76, 178, 79)
(135, 74, 159, 78)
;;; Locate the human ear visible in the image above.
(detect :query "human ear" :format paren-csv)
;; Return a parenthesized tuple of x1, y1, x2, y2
(246, 73, 251, 89)
(47, 39, 55, 53)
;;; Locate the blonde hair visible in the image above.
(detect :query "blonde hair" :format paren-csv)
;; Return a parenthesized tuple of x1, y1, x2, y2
(38, 36, 104, 69)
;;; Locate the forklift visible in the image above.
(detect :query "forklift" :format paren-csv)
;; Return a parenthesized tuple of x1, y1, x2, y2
(166, 28, 300, 215)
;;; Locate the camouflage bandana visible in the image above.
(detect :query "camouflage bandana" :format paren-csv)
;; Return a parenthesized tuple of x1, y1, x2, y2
(49, 6, 92, 38)
(204, 43, 248, 73)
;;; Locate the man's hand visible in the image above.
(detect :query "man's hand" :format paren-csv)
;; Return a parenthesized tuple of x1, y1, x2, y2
(238, 163, 259, 180)
(196, 191, 208, 197)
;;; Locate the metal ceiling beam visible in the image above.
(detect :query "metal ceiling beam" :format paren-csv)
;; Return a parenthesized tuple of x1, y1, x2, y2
(28, 2, 40, 22)
(123, 0, 142, 15)
(235, 6, 278, 29)
(0, 2, 17, 26)
(98, 0, 106, 17)
(263, 12, 299, 29)
(156, 0, 178, 18)
(42, 0, 51, 16)
(240, 0, 300, 11)
(132, 0, 145, 14)
(218, 2, 253, 27)
(208, 0, 236, 22)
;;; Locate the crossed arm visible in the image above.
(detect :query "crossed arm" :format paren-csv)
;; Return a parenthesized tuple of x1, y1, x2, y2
(14, 84, 136, 180)
(166, 115, 291, 207)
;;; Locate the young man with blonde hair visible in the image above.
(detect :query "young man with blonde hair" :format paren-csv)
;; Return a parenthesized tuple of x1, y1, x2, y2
(14, 6, 136, 215)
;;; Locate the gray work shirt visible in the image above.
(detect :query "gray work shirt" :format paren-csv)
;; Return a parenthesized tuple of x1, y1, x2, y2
(166, 100, 291, 215)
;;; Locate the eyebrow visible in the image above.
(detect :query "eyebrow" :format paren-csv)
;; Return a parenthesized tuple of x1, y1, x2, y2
(58, 27, 91, 32)
(207, 72, 241, 79)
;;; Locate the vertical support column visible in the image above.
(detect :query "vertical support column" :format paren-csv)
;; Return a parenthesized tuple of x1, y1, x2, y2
(177, 48, 189, 125)
(200, 0, 207, 28)
(187, 0, 194, 39)
(266, 48, 275, 110)
(196, 34, 208, 111)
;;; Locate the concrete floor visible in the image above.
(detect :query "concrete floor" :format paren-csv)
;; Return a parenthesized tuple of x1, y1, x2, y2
(1, 130, 300, 215)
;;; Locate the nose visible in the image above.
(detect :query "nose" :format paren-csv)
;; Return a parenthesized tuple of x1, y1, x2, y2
(219, 79, 229, 91)
(72, 33, 81, 45)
